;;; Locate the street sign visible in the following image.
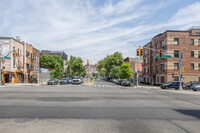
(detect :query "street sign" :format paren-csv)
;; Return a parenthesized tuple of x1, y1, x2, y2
(155, 55, 172, 58)
(181, 67, 184, 73)
(3, 56, 10, 60)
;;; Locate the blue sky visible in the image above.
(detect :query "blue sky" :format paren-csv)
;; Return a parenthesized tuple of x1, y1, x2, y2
(0, 0, 200, 64)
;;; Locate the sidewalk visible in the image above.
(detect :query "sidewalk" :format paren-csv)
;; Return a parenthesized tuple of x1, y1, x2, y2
(4, 83, 44, 87)
(134, 84, 160, 89)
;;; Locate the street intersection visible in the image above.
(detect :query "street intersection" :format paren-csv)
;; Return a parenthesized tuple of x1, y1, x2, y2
(0, 79, 200, 133)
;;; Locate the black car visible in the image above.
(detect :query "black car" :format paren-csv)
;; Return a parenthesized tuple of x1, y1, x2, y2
(160, 81, 185, 89)
(47, 79, 58, 85)
(60, 78, 68, 85)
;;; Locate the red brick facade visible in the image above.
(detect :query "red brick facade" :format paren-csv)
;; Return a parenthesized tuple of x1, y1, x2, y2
(143, 28, 200, 84)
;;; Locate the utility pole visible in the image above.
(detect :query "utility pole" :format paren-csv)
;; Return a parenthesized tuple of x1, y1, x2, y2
(136, 57, 139, 87)
(179, 52, 183, 90)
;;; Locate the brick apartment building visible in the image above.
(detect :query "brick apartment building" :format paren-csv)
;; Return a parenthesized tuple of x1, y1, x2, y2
(0, 37, 39, 83)
(124, 57, 143, 80)
(25, 43, 40, 83)
(143, 27, 200, 84)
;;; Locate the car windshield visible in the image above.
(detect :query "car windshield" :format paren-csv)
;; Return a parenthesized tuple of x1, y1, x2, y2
(61, 78, 67, 80)
(49, 79, 55, 81)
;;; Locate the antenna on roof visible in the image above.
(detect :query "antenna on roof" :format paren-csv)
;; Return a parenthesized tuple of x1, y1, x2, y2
(16, 36, 20, 41)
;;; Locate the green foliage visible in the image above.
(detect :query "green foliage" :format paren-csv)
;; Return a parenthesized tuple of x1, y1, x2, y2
(97, 52, 124, 77)
(92, 73, 98, 77)
(50, 63, 62, 79)
(40, 54, 64, 79)
(120, 63, 133, 79)
(65, 56, 86, 77)
(110, 66, 121, 79)
(40, 54, 63, 69)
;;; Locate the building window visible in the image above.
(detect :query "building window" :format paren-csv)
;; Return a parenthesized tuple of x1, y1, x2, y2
(174, 38, 179, 45)
(156, 65, 158, 72)
(13, 47, 15, 52)
(199, 51, 200, 58)
(26, 51, 30, 57)
(161, 76, 164, 83)
(191, 39, 194, 45)
(199, 77, 200, 81)
(26, 63, 29, 69)
(13, 59, 15, 68)
(156, 44, 158, 50)
(147, 77, 149, 83)
(196, 32, 200, 36)
(144, 68, 146, 73)
(174, 50, 179, 57)
(191, 51, 194, 58)
(18, 48, 19, 54)
(161, 40, 164, 48)
(144, 59, 146, 64)
(174, 76, 179, 81)
(199, 63, 200, 71)
(174, 63, 179, 70)
(157, 76, 159, 82)
(161, 64, 164, 71)
(191, 63, 194, 70)
(199, 39, 200, 45)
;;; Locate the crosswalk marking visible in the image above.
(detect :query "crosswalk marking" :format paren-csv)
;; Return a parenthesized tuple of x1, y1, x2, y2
(46, 84, 123, 88)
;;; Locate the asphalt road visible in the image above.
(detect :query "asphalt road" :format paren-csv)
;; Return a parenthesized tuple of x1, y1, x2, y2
(0, 79, 200, 133)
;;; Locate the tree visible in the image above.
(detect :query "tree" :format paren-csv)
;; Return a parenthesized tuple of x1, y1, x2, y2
(50, 62, 62, 79)
(110, 66, 121, 79)
(40, 54, 63, 69)
(40, 54, 64, 79)
(97, 52, 124, 77)
(120, 63, 134, 79)
(65, 56, 86, 77)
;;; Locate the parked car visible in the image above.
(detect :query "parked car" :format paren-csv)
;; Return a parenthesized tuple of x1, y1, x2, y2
(191, 84, 200, 91)
(116, 79, 121, 85)
(160, 81, 185, 89)
(72, 77, 83, 84)
(68, 78, 72, 83)
(47, 79, 58, 85)
(121, 79, 131, 86)
(60, 78, 69, 85)
(186, 81, 200, 89)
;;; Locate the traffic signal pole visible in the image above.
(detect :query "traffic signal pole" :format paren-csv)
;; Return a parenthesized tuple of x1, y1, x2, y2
(179, 52, 183, 90)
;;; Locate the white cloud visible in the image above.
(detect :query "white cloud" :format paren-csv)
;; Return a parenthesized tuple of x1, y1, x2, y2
(1, 0, 200, 64)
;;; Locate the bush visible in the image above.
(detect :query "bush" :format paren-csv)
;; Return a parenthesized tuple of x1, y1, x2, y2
(131, 83, 135, 87)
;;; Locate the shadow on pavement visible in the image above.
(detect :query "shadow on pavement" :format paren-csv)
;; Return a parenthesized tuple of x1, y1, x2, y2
(175, 109, 200, 119)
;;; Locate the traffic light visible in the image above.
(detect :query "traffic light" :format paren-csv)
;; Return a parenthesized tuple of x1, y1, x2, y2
(13, 52, 17, 57)
(136, 49, 139, 56)
(158, 50, 162, 58)
(139, 48, 143, 56)
(2, 59, 4, 64)
(87, 60, 89, 66)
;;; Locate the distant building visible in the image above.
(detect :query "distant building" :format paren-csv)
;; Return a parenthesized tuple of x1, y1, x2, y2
(85, 64, 98, 75)
(40, 50, 68, 60)
(124, 57, 143, 80)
